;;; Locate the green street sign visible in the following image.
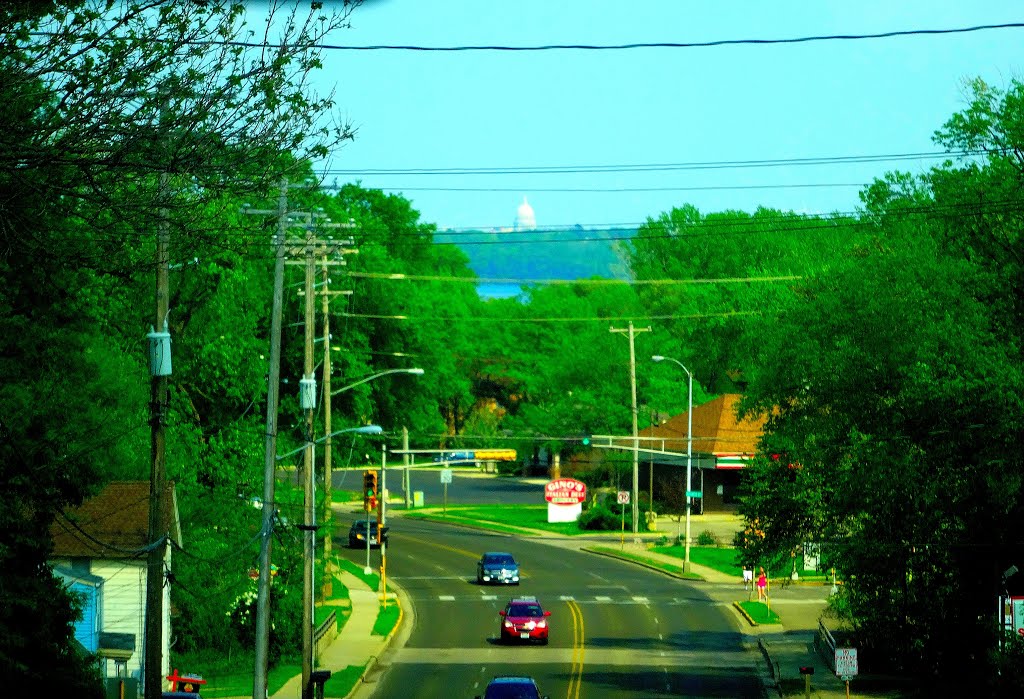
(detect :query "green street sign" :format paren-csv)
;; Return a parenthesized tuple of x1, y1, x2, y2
(686, 490, 703, 498)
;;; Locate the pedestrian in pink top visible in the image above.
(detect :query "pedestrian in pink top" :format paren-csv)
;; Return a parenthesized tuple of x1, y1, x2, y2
(756, 567, 768, 602)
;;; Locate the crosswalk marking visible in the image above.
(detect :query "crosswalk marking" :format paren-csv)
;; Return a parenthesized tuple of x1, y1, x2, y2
(430, 594, 702, 604)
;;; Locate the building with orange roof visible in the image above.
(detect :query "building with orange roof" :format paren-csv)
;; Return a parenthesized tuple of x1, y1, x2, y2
(637, 394, 766, 513)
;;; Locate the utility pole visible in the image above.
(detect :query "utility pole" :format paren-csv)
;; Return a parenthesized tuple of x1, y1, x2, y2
(251, 179, 288, 699)
(609, 321, 651, 538)
(287, 217, 354, 699)
(320, 258, 352, 566)
(144, 172, 171, 699)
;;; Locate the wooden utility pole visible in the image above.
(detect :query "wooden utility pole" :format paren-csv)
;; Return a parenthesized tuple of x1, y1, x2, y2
(287, 218, 353, 699)
(251, 179, 288, 699)
(321, 259, 352, 566)
(609, 321, 651, 538)
(145, 172, 171, 699)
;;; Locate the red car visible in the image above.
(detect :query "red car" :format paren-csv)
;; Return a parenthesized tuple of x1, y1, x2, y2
(498, 596, 550, 645)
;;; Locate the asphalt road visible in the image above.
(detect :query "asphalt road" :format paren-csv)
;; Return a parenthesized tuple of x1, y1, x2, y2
(333, 515, 766, 699)
(331, 466, 547, 507)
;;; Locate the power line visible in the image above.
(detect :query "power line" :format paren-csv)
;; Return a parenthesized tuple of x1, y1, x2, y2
(358, 183, 867, 194)
(27, 20, 1024, 52)
(320, 149, 983, 176)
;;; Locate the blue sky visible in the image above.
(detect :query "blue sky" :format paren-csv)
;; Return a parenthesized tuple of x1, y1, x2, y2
(309, 1, 1022, 232)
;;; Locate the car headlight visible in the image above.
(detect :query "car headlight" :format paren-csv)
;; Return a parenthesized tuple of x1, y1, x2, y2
(503, 620, 514, 629)
(537, 620, 546, 628)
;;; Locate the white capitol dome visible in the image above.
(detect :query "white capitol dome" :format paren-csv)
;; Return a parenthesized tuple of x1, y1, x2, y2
(514, 196, 536, 231)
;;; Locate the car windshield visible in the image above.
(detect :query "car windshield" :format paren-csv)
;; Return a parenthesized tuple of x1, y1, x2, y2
(484, 682, 539, 699)
(485, 554, 515, 565)
(507, 604, 543, 617)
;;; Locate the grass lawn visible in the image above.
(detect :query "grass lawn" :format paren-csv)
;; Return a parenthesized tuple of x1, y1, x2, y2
(588, 545, 704, 579)
(651, 544, 743, 576)
(373, 600, 401, 636)
(324, 665, 365, 698)
(404, 504, 585, 536)
(169, 650, 299, 698)
(737, 600, 781, 624)
(338, 556, 380, 589)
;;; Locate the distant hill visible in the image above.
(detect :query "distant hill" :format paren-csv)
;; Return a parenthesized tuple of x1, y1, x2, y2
(435, 226, 634, 281)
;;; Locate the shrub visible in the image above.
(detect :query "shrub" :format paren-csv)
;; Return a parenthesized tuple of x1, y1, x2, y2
(577, 505, 619, 531)
(696, 529, 719, 546)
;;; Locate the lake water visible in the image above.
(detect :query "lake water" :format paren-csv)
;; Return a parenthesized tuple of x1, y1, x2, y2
(476, 282, 527, 300)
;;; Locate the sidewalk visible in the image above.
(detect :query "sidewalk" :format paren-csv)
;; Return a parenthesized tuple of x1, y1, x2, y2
(270, 567, 398, 699)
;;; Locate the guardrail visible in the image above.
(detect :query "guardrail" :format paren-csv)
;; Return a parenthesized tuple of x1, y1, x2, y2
(816, 619, 837, 672)
(314, 610, 338, 658)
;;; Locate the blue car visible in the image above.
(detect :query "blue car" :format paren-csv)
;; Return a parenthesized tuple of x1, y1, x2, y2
(476, 552, 520, 585)
(475, 676, 547, 699)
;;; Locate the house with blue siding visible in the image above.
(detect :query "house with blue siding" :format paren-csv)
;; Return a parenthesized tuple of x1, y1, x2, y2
(50, 481, 181, 695)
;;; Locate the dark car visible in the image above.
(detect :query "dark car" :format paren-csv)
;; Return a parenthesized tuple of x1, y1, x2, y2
(348, 519, 389, 548)
(475, 675, 548, 699)
(477, 552, 520, 585)
(498, 596, 550, 644)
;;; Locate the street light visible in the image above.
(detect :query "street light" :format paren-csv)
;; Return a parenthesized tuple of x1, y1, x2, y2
(652, 355, 694, 574)
(330, 367, 424, 395)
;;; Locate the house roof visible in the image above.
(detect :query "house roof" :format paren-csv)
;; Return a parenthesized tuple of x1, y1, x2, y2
(640, 394, 766, 456)
(50, 481, 181, 559)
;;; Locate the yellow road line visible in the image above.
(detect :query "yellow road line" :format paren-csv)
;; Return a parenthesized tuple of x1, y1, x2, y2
(566, 600, 585, 699)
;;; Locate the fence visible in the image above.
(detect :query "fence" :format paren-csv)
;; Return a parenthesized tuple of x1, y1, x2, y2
(314, 610, 338, 659)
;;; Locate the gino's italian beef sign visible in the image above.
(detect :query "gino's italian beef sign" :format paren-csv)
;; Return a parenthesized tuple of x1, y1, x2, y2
(545, 478, 587, 505)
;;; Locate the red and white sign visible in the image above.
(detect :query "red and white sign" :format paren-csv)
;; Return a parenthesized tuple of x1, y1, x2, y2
(545, 478, 587, 505)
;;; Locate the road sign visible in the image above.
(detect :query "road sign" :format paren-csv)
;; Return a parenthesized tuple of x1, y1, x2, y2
(616, 490, 630, 504)
(440, 468, 452, 484)
(835, 647, 858, 678)
(545, 478, 587, 505)
(686, 490, 703, 498)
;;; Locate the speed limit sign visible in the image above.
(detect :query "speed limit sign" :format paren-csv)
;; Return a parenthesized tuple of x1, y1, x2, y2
(617, 491, 630, 504)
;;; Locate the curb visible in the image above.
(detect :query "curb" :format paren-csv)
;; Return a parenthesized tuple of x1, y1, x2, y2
(580, 545, 695, 580)
(732, 600, 758, 626)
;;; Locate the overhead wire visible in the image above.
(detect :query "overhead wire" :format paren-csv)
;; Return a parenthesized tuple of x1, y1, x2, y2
(320, 149, 984, 176)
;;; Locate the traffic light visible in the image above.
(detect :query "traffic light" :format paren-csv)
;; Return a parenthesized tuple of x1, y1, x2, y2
(363, 470, 378, 512)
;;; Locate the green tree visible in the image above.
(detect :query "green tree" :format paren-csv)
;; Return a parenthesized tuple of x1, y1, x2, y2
(737, 78, 1024, 689)
(1, 0, 360, 683)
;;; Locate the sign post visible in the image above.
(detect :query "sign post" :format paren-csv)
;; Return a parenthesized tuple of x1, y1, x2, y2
(835, 647, 858, 698)
(617, 491, 629, 549)
(440, 467, 452, 515)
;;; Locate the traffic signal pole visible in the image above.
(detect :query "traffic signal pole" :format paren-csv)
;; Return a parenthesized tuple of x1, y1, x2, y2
(362, 470, 377, 575)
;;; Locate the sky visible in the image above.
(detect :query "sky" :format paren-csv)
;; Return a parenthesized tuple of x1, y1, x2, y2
(304, 1, 1023, 232)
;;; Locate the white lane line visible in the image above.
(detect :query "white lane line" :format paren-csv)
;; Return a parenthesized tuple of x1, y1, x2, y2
(439, 595, 455, 601)
(632, 596, 649, 603)
(559, 595, 576, 601)
(594, 595, 612, 602)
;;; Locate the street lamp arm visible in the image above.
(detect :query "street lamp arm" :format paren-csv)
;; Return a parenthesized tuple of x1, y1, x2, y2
(276, 424, 383, 460)
(330, 367, 424, 396)
(652, 354, 692, 380)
